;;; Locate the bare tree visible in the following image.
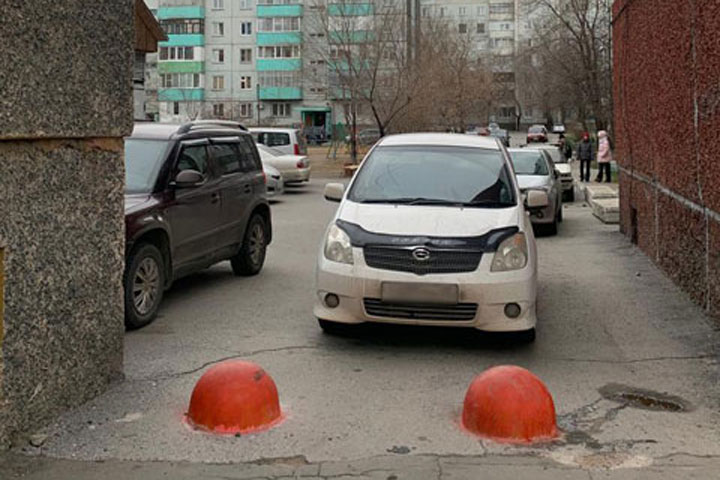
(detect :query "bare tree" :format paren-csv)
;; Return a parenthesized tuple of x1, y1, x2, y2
(521, 0, 613, 131)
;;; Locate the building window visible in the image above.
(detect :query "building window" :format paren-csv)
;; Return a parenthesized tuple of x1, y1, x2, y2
(477, 23, 485, 34)
(257, 45, 301, 59)
(422, 7, 429, 17)
(159, 46, 194, 61)
(489, 3, 514, 15)
(259, 71, 300, 88)
(213, 103, 225, 118)
(239, 0, 250, 8)
(213, 49, 225, 63)
(240, 76, 252, 89)
(477, 6, 487, 16)
(212, 75, 225, 90)
(240, 48, 252, 63)
(439, 7, 445, 17)
(173, 102, 180, 115)
(257, 0, 301, 4)
(159, 18, 204, 35)
(241, 22, 252, 35)
(239, 103, 253, 118)
(212, 22, 224, 36)
(257, 17, 300, 32)
(459, 23, 467, 34)
(459, 6, 466, 16)
(212, 0, 224, 9)
(498, 107, 515, 118)
(160, 73, 201, 88)
(272, 103, 291, 117)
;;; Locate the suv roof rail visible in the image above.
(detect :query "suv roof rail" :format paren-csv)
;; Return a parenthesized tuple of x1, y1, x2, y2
(177, 120, 248, 135)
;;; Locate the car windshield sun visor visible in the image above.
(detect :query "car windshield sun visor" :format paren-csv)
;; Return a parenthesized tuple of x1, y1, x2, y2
(336, 220, 519, 252)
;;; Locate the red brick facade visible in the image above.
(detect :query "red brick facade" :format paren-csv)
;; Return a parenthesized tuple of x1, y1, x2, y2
(613, 0, 720, 317)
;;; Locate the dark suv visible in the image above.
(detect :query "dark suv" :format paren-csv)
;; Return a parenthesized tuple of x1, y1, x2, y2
(123, 121, 271, 328)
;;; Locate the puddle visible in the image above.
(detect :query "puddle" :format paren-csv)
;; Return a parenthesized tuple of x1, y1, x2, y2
(599, 384, 691, 412)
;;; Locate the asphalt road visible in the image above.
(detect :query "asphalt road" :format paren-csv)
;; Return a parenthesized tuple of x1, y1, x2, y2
(3, 179, 720, 479)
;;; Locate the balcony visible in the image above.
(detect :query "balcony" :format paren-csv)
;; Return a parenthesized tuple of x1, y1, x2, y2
(257, 58, 302, 71)
(257, 32, 302, 46)
(157, 6, 204, 19)
(259, 87, 302, 100)
(157, 61, 204, 74)
(160, 34, 205, 47)
(257, 5, 303, 17)
(158, 88, 205, 102)
(328, 3, 374, 16)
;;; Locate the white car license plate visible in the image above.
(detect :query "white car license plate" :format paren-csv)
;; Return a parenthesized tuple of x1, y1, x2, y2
(381, 282, 459, 305)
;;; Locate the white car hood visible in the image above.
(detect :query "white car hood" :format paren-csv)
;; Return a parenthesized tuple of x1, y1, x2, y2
(517, 175, 550, 190)
(555, 163, 572, 175)
(338, 201, 521, 237)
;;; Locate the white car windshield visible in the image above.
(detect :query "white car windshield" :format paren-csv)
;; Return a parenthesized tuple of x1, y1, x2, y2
(348, 145, 516, 208)
(510, 151, 550, 176)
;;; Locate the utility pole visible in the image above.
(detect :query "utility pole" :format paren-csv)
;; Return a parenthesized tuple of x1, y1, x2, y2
(406, 0, 412, 61)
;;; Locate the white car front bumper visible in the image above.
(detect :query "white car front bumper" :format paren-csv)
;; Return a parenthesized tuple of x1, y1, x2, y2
(314, 248, 537, 332)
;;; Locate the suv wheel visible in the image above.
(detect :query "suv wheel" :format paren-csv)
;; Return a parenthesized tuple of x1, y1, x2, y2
(124, 243, 165, 329)
(231, 215, 267, 276)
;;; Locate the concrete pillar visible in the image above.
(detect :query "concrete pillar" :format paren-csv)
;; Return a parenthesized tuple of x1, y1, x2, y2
(0, 1, 134, 447)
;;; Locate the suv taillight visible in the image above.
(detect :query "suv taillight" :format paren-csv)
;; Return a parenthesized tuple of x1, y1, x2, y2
(294, 143, 300, 155)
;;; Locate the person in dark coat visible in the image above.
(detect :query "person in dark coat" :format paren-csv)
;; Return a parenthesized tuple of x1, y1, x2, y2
(576, 132, 595, 182)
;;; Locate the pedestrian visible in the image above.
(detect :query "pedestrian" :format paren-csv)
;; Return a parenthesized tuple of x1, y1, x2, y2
(595, 130, 613, 183)
(558, 134, 572, 162)
(576, 132, 594, 182)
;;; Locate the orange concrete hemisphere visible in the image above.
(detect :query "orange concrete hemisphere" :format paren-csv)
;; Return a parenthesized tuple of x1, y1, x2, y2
(461, 365, 558, 443)
(187, 360, 283, 434)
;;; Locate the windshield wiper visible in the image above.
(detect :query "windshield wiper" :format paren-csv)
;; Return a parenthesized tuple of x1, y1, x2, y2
(360, 197, 465, 206)
(463, 199, 516, 208)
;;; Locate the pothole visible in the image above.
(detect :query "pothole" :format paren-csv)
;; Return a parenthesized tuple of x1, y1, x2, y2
(599, 384, 691, 412)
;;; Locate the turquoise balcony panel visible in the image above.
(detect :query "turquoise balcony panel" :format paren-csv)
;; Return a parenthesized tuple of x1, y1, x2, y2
(157, 6, 204, 19)
(328, 3, 373, 16)
(257, 58, 302, 71)
(259, 87, 302, 100)
(158, 88, 205, 102)
(329, 30, 373, 44)
(257, 32, 302, 46)
(160, 34, 205, 47)
(257, 5, 303, 17)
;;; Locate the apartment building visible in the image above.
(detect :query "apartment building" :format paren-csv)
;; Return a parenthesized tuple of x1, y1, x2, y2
(152, 0, 541, 133)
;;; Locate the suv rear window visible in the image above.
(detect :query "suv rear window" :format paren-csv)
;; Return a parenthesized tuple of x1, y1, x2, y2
(258, 132, 290, 147)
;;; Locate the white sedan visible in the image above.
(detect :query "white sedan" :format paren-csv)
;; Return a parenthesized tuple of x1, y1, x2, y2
(257, 144, 311, 184)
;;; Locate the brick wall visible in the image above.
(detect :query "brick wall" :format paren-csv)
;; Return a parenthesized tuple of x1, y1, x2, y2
(613, 0, 720, 317)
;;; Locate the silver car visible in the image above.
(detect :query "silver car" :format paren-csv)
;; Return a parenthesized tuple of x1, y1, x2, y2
(508, 148, 563, 235)
(263, 164, 284, 198)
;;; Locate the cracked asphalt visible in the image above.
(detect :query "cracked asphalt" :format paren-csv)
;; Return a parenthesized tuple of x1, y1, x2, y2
(2, 179, 720, 479)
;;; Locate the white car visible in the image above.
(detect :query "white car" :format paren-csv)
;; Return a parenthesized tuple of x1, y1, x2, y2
(315, 133, 547, 342)
(257, 144, 311, 184)
(533, 144, 574, 201)
(249, 127, 307, 156)
(263, 164, 284, 198)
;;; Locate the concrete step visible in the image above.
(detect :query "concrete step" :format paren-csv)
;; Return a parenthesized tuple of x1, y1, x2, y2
(591, 197, 620, 224)
(584, 184, 618, 202)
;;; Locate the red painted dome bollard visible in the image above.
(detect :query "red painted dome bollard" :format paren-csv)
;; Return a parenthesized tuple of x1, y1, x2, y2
(461, 365, 558, 443)
(187, 360, 283, 434)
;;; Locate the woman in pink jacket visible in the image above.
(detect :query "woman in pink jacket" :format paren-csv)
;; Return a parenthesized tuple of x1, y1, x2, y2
(595, 130, 613, 183)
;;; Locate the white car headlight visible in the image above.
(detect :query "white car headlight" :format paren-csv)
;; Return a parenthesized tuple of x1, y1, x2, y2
(324, 223, 354, 265)
(491, 233, 528, 272)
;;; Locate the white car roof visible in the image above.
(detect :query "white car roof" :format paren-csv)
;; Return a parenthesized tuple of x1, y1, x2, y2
(248, 127, 298, 133)
(377, 133, 500, 149)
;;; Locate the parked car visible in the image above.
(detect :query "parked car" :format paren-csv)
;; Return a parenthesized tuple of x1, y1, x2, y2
(264, 163, 284, 198)
(526, 125, 548, 143)
(508, 148, 563, 235)
(123, 120, 272, 328)
(257, 144, 311, 183)
(533, 144, 574, 201)
(315, 133, 546, 342)
(552, 124, 566, 134)
(250, 127, 307, 156)
(345, 128, 382, 146)
(488, 125, 510, 147)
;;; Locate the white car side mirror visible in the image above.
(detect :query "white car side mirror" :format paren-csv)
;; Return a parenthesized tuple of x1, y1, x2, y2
(526, 190, 549, 209)
(324, 183, 345, 202)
